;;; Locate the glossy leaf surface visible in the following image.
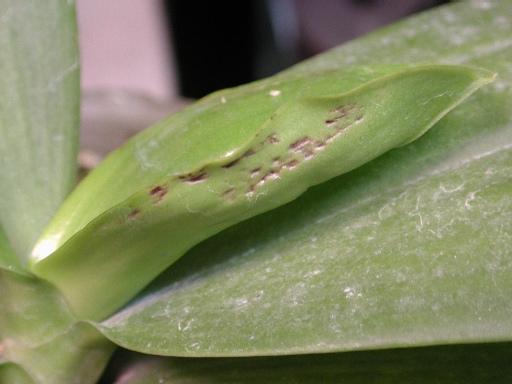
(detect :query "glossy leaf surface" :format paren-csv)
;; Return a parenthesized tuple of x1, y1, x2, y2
(32, 65, 410, 258)
(0, 2, 116, 383)
(0, 270, 115, 384)
(0, 0, 80, 262)
(0, 224, 26, 276)
(96, 1, 512, 358)
(31, 66, 493, 321)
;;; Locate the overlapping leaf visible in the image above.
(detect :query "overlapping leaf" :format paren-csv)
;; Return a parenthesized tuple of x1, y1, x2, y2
(95, 0, 512, 359)
(0, 0, 79, 262)
(0, 2, 115, 383)
(31, 65, 493, 321)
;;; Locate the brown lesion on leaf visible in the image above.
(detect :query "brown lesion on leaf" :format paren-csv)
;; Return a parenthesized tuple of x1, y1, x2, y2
(223, 133, 280, 173)
(314, 140, 326, 151)
(282, 159, 298, 170)
(243, 103, 367, 199)
(149, 185, 168, 204)
(251, 167, 261, 177)
(289, 137, 312, 152)
(259, 170, 279, 185)
(325, 102, 365, 143)
(265, 133, 280, 144)
(289, 136, 317, 160)
(179, 171, 208, 184)
(246, 184, 256, 196)
(325, 104, 357, 127)
(332, 104, 357, 116)
(325, 104, 364, 132)
(221, 188, 236, 201)
(272, 157, 282, 167)
(128, 208, 141, 219)
(222, 147, 257, 170)
(223, 158, 241, 169)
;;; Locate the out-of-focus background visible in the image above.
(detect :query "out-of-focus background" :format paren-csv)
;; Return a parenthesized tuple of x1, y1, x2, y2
(76, 0, 450, 166)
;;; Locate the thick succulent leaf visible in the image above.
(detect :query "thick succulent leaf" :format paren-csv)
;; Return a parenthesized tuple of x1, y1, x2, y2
(105, 343, 512, 384)
(0, 224, 27, 276)
(0, 362, 34, 384)
(0, 269, 115, 384)
(31, 64, 409, 260)
(99, 142, 511, 355)
(95, 1, 512, 357)
(31, 65, 492, 321)
(0, 0, 80, 262)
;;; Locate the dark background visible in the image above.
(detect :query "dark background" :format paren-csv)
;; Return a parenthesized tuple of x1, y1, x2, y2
(163, 0, 450, 99)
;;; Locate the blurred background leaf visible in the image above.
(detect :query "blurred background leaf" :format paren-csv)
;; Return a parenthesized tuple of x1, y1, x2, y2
(0, 0, 80, 262)
(102, 342, 512, 384)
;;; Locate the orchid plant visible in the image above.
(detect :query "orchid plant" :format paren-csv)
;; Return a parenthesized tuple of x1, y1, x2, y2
(1, 1, 511, 383)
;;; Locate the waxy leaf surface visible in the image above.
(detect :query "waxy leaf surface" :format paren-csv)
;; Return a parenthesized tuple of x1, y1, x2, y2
(0, 2, 115, 383)
(30, 66, 493, 321)
(0, 0, 79, 262)
(95, 1, 512, 358)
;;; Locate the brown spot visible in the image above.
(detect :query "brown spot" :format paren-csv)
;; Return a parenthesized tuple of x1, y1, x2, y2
(149, 185, 168, 203)
(223, 158, 240, 169)
(326, 104, 363, 129)
(283, 160, 298, 170)
(221, 188, 236, 200)
(290, 137, 312, 152)
(289, 137, 317, 160)
(266, 170, 279, 180)
(250, 168, 261, 177)
(266, 133, 279, 144)
(242, 149, 256, 159)
(315, 140, 326, 151)
(258, 170, 280, 186)
(303, 149, 314, 160)
(128, 208, 141, 219)
(223, 147, 258, 169)
(150, 185, 165, 196)
(331, 104, 357, 117)
(180, 172, 208, 184)
(246, 184, 256, 196)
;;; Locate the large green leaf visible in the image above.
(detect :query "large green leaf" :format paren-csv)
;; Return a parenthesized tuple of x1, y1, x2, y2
(31, 65, 493, 321)
(105, 343, 512, 384)
(0, 0, 80, 262)
(0, 2, 117, 383)
(0, 222, 27, 275)
(96, 0, 512, 358)
(0, 269, 115, 384)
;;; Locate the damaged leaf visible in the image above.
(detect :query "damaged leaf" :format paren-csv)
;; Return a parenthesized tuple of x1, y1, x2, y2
(29, 65, 494, 320)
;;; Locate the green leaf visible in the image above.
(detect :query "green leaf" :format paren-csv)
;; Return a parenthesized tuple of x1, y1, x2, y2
(30, 65, 492, 321)
(0, 0, 80, 262)
(0, 223, 27, 276)
(0, 362, 34, 384)
(0, 269, 115, 384)
(104, 343, 512, 384)
(95, 1, 512, 357)
(0, 4, 116, 382)
(99, 144, 511, 355)
(31, 64, 408, 257)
